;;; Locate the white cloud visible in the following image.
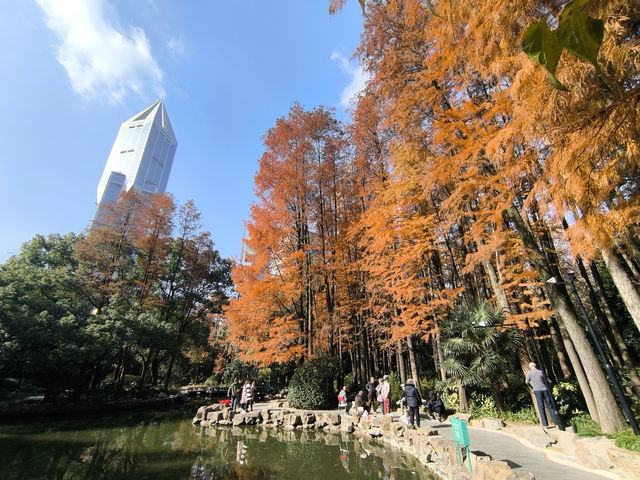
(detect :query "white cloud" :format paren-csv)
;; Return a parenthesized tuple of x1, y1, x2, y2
(36, 0, 164, 103)
(167, 37, 186, 57)
(331, 51, 370, 107)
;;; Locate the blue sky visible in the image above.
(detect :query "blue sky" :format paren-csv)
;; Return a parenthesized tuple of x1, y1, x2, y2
(0, 0, 366, 262)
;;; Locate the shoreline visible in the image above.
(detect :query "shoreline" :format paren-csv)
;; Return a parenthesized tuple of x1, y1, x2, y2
(193, 400, 535, 480)
(0, 393, 189, 421)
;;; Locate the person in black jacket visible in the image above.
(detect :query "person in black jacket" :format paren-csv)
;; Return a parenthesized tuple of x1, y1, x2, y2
(426, 391, 445, 421)
(400, 378, 422, 429)
(365, 377, 377, 413)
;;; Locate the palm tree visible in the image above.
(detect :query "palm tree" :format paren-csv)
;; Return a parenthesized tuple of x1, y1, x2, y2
(441, 302, 522, 411)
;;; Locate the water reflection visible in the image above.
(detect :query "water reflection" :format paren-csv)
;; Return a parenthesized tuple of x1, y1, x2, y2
(0, 412, 436, 479)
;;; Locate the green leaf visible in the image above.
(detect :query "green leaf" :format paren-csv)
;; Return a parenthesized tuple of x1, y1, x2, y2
(556, 0, 604, 66)
(548, 71, 569, 91)
(522, 20, 563, 74)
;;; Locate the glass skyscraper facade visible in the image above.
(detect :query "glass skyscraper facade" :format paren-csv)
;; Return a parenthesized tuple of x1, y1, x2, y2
(95, 100, 177, 218)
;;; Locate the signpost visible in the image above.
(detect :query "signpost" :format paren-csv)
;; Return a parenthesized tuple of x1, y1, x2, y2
(451, 417, 472, 473)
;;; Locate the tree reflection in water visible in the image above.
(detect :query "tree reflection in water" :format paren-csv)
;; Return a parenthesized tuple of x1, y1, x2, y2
(0, 412, 436, 479)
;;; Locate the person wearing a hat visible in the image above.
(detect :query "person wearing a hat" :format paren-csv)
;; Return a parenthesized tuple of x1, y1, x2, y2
(401, 379, 422, 428)
(380, 375, 391, 414)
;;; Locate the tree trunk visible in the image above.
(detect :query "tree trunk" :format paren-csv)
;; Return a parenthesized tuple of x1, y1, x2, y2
(547, 316, 573, 378)
(484, 258, 539, 409)
(407, 336, 420, 395)
(362, 319, 372, 381)
(164, 351, 177, 393)
(590, 261, 640, 396)
(576, 257, 627, 378)
(458, 380, 468, 412)
(432, 334, 441, 379)
(348, 348, 356, 385)
(396, 339, 406, 383)
(506, 206, 626, 433)
(620, 250, 640, 281)
(139, 347, 154, 388)
(436, 333, 446, 381)
(151, 351, 159, 386)
(483, 259, 511, 313)
(601, 247, 640, 334)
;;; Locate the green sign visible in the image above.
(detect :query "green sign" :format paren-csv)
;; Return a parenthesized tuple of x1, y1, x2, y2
(451, 417, 470, 446)
(450, 417, 472, 472)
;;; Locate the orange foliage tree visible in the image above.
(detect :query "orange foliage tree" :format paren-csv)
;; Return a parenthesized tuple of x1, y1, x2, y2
(229, 0, 640, 433)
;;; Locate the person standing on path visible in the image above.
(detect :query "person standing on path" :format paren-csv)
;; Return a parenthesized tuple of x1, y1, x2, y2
(365, 377, 377, 413)
(233, 379, 242, 411)
(525, 362, 560, 427)
(380, 375, 391, 414)
(246, 381, 255, 411)
(375, 378, 383, 413)
(401, 379, 422, 428)
(240, 379, 249, 412)
(228, 379, 239, 411)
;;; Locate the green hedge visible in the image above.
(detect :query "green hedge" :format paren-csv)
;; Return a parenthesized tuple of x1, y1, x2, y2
(287, 356, 339, 409)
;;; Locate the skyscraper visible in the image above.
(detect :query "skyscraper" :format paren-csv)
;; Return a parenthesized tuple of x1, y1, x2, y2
(95, 100, 177, 218)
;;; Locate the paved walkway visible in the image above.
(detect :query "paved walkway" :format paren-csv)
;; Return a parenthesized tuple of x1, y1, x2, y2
(420, 419, 611, 480)
(258, 401, 615, 479)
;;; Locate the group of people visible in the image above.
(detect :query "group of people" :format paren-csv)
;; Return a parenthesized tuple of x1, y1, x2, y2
(225, 362, 557, 431)
(227, 378, 255, 412)
(397, 381, 446, 428)
(338, 375, 392, 416)
(366, 375, 391, 414)
(337, 375, 447, 430)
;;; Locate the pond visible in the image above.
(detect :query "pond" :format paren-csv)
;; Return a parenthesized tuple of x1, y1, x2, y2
(0, 410, 438, 479)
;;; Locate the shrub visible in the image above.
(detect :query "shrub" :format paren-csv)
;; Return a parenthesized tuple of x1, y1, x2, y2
(420, 377, 437, 397)
(571, 414, 602, 437)
(388, 372, 401, 404)
(343, 372, 356, 393)
(97, 377, 116, 393)
(287, 355, 339, 409)
(257, 368, 271, 384)
(123, 375, 141, 393)
(553, 380, 585, 416)
(504, 407, 539, 424)
(614, 429, 640, 452)
(435, 378, 460, 411)
(468, 393, 500, 418)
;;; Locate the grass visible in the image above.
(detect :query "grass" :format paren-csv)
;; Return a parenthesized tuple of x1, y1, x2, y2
(571, 414, 640, 452)
(503, 407, 539, 424)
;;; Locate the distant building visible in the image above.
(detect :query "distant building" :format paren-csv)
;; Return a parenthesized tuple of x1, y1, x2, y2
(94, 100, 177, 220)
(239, 222, 254, 266)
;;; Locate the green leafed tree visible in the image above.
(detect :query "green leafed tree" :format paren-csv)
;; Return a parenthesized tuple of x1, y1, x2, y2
(0, 233, 96, 399)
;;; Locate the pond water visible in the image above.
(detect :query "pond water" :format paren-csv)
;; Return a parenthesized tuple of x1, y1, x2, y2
(0, 410, 438, 480)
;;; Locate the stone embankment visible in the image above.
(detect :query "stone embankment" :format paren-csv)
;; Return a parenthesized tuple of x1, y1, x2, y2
(193, 402, 533, 480)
